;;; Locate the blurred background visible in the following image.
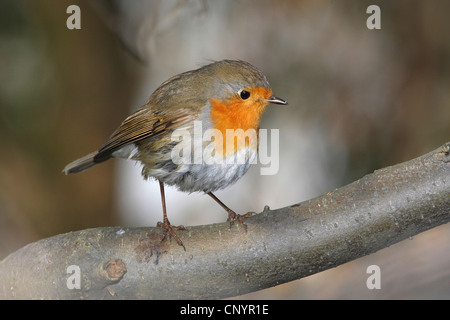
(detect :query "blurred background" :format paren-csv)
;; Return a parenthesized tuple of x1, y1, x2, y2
(0, 0, 448, 299)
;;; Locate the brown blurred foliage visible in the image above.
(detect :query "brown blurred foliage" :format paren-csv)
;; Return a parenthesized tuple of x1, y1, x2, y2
(0, 0, 139, 254)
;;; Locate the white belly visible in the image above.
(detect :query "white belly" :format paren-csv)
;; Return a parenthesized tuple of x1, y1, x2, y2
(149, 147, 257, 193)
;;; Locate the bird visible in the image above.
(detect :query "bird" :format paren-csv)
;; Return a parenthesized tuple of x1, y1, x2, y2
(63, 59, 287, 249)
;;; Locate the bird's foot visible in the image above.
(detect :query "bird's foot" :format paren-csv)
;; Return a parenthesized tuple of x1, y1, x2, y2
(226, 210, 255, 232)
(157, 220, 186, 251)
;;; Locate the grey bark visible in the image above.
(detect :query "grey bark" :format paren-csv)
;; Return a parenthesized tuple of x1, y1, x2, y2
(1, 143, 449, 299)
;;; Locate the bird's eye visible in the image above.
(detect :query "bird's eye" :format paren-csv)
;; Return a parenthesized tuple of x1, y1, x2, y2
(239, 90, 250, 100)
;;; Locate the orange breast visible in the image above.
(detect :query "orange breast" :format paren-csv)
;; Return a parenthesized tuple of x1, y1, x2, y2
(209, 86, 272, 157)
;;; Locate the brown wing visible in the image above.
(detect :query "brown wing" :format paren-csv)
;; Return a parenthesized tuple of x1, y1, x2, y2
(94, 107, 197, 162)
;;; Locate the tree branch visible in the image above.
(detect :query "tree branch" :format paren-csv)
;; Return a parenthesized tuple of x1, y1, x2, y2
(1, 143, 449, 299)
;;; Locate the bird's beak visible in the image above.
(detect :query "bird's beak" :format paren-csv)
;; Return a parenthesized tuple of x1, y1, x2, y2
(265, 96, 288, 105)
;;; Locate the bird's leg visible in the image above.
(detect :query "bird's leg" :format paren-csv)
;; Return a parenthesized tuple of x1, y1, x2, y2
(157, 180, 186, 250)
(206, 192, 254, 231)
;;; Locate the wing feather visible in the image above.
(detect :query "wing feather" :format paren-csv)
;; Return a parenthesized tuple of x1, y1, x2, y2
(94, 107, 197, 161)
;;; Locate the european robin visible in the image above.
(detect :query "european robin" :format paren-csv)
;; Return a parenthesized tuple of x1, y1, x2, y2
(63, 59, 287, 249)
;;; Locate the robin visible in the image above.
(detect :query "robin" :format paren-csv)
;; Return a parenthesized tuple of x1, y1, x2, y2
(63, 59, 287, 249)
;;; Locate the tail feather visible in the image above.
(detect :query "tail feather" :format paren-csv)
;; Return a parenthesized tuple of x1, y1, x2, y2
(63, 151, 100, 175)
